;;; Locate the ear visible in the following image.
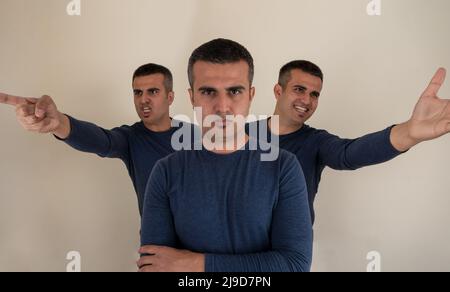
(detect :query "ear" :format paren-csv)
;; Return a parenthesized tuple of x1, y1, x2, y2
(249, 87, 256, 103)
(274, 84, 283, 101)
(188, 88, 195, 107)
(168, 91, 175, 106)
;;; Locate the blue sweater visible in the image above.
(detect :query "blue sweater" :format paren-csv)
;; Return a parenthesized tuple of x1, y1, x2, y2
(140, 143, 313, 272)
(247, 119, 403, 223)
(57, 115, 187, 215)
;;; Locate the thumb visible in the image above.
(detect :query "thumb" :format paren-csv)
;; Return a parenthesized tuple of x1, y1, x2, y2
(35, 95, 54, 118)
(421, 68, 447, 98)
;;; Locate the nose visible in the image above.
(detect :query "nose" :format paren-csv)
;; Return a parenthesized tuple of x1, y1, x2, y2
(214, 93, 231, 116)
(139, 93, 151, 105)
(299, 92, 312, 106)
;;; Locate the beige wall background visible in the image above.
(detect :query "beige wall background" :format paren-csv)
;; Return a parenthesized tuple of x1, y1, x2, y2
(0, 0, 449, 272)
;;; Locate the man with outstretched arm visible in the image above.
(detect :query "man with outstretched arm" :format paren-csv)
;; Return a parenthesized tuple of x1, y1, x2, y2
(0, 63, 188, 215)
(249, 60, 449, 223)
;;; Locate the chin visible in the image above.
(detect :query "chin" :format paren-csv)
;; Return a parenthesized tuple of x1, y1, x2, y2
(291, 114, 306, 125)
(142, 116, 155, 123)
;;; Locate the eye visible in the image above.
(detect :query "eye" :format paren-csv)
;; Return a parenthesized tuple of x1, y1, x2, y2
(201, 89, 215, 96)
(149, 89, 159, 96)
(294, 87, 305, 93)
(134, 91, 143, 97)
(229, 89, 242, 96)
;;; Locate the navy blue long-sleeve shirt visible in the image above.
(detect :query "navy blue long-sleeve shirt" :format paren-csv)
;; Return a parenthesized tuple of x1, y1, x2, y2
(140, 143, 313, 272)
(247, 119, 403, 223)
(57, 115, 188, 215)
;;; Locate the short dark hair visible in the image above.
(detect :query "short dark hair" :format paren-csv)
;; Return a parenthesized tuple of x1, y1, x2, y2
(279, 60, 323, 89)
(133, 63, 173, 92)
(188, 38, 254, 88)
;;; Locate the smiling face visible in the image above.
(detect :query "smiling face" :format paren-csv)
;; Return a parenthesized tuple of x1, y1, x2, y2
(275, 69, 323, 128)
(133, 74, 174, 130)
(189, 60, 255, 144)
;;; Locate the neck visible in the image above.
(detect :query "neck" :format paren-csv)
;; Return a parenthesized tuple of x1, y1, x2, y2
(143, 116, 172, 132)
(271, 108, 304, 136)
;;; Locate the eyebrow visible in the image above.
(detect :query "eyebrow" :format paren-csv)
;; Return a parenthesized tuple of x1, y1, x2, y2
(197, 86, 247, 92)
(198, 86, 217, 92)
(294, 85, 307, 90)
(134, 88, 160, 93)
(226, 86, 246, 91)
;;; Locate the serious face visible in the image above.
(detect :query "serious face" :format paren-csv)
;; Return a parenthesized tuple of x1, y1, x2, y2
(189, 61, 255, 139)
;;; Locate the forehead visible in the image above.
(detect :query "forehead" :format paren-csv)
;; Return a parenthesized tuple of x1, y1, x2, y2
(133, 74, 165, 89)
(287, 69, 323, 91)
(192, 61, 250, 88)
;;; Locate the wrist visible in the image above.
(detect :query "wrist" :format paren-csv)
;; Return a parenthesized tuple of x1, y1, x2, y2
(53, 112, 71, 139)
(391, 121, 421, 152)
(404, 120, 423, 147)
(190, 252, 205, 272)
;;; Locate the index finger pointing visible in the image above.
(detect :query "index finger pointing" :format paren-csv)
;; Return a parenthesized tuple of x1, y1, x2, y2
(0, 92, 28, 106)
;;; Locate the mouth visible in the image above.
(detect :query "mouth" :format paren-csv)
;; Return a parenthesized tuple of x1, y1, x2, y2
(294, 105, 310, 116)
(142, 106, 152, 117)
